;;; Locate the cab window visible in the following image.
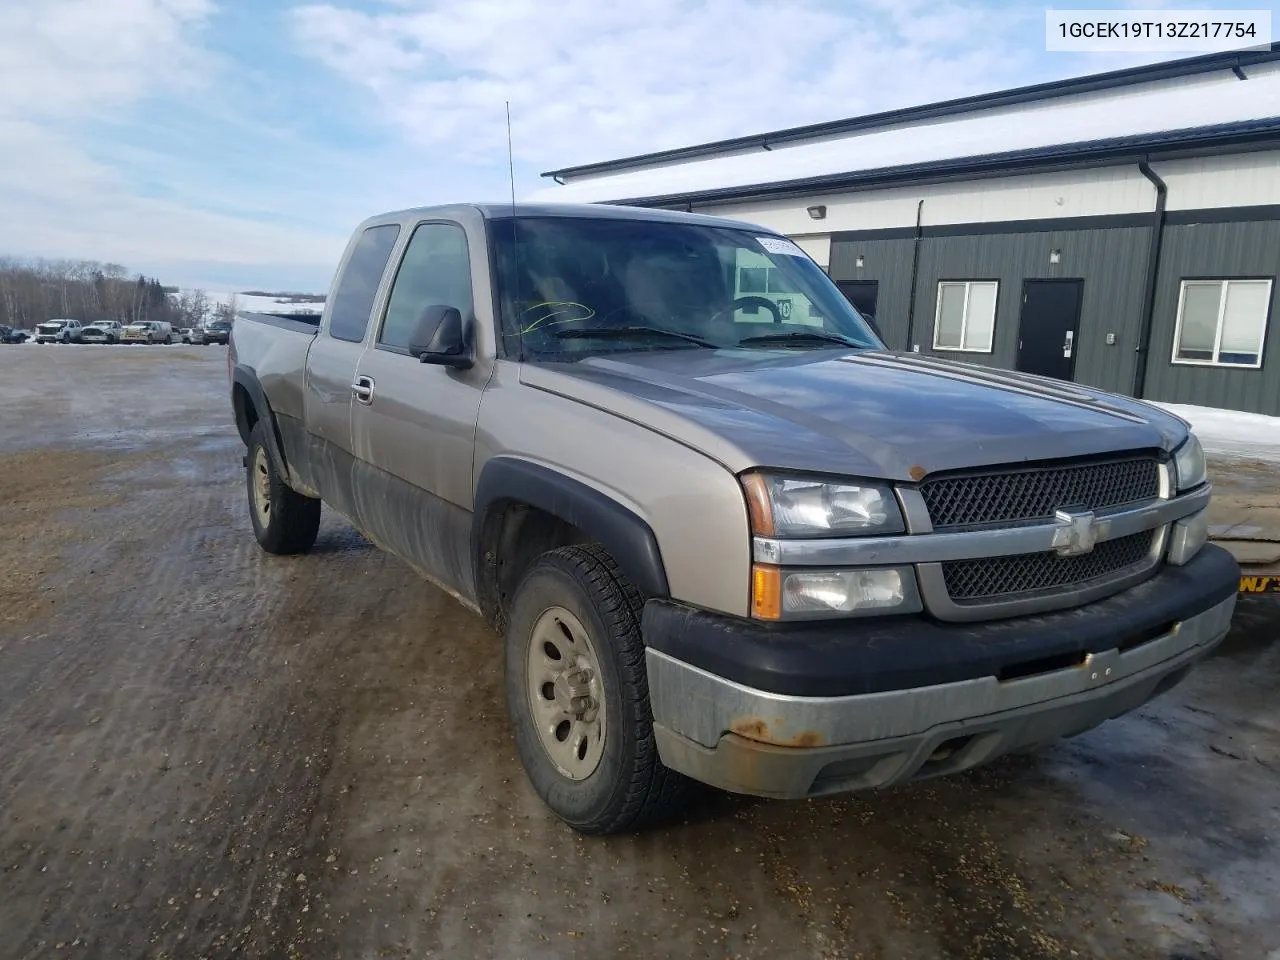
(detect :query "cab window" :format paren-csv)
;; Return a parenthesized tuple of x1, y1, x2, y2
(379, 222, 473, 352)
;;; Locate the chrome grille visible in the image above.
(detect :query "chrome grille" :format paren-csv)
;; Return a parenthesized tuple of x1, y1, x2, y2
(941, 531, 1156, 603)
(920, 455, 1160, 530)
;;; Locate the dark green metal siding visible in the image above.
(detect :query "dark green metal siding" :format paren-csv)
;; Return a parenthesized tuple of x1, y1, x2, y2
(832, 227, 1152, 396)
(914, 228, 1152, 396)
(1142, 220, 1280, 415)
(827, 238, 916, 350)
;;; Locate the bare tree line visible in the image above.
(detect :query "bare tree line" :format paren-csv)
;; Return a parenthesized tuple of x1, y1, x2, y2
(0, 257, 219, 329)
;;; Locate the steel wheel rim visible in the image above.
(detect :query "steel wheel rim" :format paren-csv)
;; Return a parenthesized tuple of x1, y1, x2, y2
(251, 446, 272, 528)
(526, 605, 606, 780)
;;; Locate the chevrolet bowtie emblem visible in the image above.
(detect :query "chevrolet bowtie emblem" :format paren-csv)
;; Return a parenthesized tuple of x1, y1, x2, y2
(1051, 508, 1109, 557)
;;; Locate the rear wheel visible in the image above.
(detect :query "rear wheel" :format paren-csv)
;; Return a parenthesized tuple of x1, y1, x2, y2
(505, 545, 690, 835)
(246, 420, 320, 554)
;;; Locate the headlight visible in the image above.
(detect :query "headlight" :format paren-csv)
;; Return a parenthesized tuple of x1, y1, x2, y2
(741, 473, 904, 538)
(1173, 433, 1206, 491)
(751, 564, 922, 620)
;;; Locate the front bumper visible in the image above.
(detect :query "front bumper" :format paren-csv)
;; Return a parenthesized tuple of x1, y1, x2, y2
(645, 545, 1239, 799)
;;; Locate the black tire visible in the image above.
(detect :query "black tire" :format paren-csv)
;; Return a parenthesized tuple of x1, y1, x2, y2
(505, 544, 690, 835)
(245, 420, 320, 554)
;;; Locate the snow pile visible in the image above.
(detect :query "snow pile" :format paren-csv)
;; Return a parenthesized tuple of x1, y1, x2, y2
(198, 290, 326, 316)
(1153, 402, 1280, 464)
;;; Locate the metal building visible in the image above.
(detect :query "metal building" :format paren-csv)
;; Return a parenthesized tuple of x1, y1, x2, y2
(529, 47, 1280, 416)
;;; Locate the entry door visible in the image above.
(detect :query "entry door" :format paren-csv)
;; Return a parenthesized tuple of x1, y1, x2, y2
(1016, 280, 1083, 381)
(836, 280, 879, 322)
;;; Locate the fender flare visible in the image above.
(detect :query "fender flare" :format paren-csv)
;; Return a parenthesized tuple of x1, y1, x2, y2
(231, 365, 289, 478)
(472, 457, 670, 610)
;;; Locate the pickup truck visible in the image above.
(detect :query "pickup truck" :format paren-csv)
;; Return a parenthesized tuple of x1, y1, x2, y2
(36, 319, 84, 343)
(228, 203, 1239, 835)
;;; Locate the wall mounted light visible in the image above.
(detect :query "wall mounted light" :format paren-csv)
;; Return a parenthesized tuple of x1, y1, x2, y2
(1049, 249, 1062, 264)
(807, 205, 827, 220)
(855, 255, 865, 268)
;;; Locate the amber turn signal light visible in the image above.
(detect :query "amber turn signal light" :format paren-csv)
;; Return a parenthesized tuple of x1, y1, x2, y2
(751, 563, 782, 620)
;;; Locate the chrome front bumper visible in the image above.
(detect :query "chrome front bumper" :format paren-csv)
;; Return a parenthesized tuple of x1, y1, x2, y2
(647, 594, 1235, 799)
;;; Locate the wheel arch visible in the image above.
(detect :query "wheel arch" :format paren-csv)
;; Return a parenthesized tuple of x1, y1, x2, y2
(472, 458, 669, 631)
(231, 365, 289, 479)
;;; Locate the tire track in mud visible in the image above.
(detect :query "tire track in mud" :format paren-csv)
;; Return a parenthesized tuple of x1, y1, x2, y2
(3, 348, 1279, 960)
(0, 423, 389, 959)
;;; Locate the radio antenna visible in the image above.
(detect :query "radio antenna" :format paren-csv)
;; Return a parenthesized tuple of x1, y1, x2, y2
(506, 100, 524, 361)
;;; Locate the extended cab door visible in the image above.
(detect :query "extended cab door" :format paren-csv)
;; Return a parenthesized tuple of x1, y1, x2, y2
(348, 219, 489, 601)
(303, 222, 402, 511)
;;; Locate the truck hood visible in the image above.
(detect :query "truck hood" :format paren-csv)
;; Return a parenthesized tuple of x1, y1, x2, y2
(522, 348, 1190, 481)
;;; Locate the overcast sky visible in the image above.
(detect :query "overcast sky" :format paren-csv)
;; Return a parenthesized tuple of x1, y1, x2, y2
(1, 0, 1273, 293)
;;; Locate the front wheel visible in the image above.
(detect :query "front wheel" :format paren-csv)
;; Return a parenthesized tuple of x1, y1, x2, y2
(246, 421, 320, 554)
(505, 544, 690, 835)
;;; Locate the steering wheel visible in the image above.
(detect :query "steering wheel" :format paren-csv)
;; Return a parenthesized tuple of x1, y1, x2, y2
(730, 295, 784, 324)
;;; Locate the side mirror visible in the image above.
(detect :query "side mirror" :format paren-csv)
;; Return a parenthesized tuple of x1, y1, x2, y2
(408, 305, 471, 369)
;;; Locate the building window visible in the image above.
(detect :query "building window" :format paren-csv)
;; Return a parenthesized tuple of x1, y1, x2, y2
(1172, 279, 1271, 368)
(933, 281, 997, 352)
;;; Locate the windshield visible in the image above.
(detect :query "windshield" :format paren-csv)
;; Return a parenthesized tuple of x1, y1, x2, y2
(209, 321, 230, 331)
(491, 216, 882, 359)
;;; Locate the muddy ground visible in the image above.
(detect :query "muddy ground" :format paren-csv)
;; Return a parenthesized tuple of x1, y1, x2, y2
(0, 345, 1277, 960)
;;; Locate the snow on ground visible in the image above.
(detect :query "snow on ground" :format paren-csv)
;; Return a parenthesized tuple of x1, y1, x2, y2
(197, 290, 325, 315)
(1153, 402, 1280, 464)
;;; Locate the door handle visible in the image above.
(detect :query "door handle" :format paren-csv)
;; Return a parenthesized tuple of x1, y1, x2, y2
(351, 375, 375, 404)
(1063, 330, 1074, 359)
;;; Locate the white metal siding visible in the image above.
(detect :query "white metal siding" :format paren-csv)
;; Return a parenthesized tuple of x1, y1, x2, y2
(693, 166, 1156, 235)
(1158, 151, 1280, 210)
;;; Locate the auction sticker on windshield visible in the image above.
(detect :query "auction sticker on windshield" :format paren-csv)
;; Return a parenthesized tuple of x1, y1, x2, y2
(756, 236, 808, 257)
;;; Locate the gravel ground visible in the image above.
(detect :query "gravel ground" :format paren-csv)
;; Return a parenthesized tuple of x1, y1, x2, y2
(0, 344, 1277, 960)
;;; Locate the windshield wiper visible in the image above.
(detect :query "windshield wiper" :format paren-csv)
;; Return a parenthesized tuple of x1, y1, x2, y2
(737, 330, 866, 349)
(553, 325, 719, 349)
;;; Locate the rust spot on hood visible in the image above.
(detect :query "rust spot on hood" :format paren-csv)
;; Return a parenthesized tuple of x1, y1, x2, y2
(731, 717, 824, 748)
(909, 464, 928, 481)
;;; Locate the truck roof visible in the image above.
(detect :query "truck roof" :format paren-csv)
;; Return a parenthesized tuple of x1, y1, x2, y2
(356, 202, 774, 235)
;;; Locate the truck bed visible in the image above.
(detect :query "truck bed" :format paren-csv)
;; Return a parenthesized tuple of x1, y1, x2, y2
(230, 311, 318, 428)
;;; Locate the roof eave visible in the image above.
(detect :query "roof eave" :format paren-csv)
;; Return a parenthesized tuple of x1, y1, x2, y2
(542, 45, 1280, 182)
(589, 121, 1280, 209)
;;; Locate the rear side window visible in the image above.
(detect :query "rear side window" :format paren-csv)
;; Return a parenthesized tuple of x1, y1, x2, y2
(379, 222, 473, 351)
(329, 224, 402, 343)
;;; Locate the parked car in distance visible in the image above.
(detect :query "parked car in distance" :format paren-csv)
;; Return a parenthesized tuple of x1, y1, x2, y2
(229, 203, 1238, 835)
(203, 319, 232, 345)
(189, 327, 207, 344)
(121, 321, 175, 344)
(179, 327, 194, 344)
(35, 319, 84, 343)
(80, 320, 125, 344)
(1, 325, 34, 343)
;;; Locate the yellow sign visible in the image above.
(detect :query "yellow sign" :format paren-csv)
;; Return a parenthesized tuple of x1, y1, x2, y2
(1239, 575, 1280, 594)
